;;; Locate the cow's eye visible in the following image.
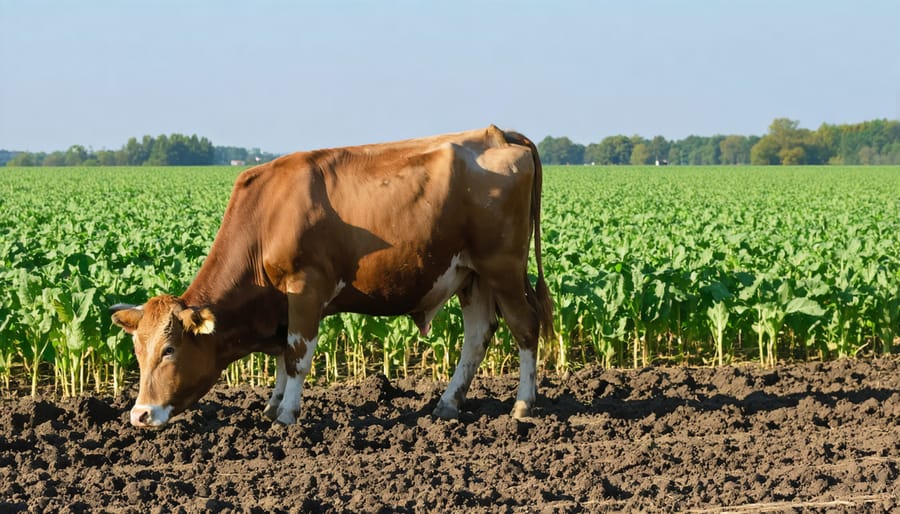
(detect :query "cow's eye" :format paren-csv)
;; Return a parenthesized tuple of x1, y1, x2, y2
(162, 346, 175, 357)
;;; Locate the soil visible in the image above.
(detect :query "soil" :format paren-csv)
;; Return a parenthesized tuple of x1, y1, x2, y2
(1, 357, 898, 513)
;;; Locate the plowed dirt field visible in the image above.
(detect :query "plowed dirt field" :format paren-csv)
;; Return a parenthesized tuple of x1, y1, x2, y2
(2, 357, 899, 513)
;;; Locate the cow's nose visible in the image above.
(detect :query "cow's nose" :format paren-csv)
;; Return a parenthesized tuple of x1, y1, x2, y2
(128, 403, 173, 427)
(130, 406, 151, 427)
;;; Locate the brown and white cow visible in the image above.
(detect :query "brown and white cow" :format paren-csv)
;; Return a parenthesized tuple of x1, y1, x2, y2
(110, 125, 553, 427)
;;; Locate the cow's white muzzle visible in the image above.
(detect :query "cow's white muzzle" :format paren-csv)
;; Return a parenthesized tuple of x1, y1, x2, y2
(130, 404, 173, 427)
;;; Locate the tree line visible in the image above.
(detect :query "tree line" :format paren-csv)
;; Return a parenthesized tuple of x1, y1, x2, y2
(1, 134, 279, 167)
(5, 118, 899, 167)
(538, 118, 900, 166)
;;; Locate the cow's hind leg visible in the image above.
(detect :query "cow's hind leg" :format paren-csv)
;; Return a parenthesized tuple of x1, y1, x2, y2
(433, 277, 498, 419)
(492, 280, 540, 419)
(262, 354, 288, 420)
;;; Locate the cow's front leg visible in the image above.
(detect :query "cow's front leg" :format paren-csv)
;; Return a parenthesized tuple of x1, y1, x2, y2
(262, 355, 288, 420)
(270, 278, 326, 425)
(274, 333, 319, 425)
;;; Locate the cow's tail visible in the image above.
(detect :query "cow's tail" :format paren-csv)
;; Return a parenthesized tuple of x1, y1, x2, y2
(502, 128, 555, 343)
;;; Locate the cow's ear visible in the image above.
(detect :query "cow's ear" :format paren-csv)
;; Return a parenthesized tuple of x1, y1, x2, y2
(110, 304, 143, 335)
(178, 307, 216, 335)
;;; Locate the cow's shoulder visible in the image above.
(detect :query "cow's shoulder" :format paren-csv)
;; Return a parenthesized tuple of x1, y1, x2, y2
(231, 151, 340, 200)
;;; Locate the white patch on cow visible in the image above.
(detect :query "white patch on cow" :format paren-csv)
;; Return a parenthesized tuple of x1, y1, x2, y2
(277, 374, 305, 425)
(276, 334, 319, 425)
(513, 348, 537, 418)
(415, 254, 470, 333)
(287, 332, 303, 351)
(293, 334, 317, 375)
(436, 281, 495, 413)
(323, 280, 346, 309)
(130, 403, 173, 427)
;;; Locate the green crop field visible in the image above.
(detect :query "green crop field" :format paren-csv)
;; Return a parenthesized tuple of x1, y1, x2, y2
(1, 165, 898, 397)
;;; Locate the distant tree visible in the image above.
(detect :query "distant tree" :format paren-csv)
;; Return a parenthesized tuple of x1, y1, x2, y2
(751, 118, 814, 165)
(6, 152, 37, 166)
(879, 141, 900, 164)
(0, 150, 16, 166)
(6, 152, 47, 166)
(123, 137, 149, 165)
(192, 135, 215, 164)
(671, 135, 721, 165)
(96, 150, 118, 166)
(593, 135, 633, 164)
(702, 135, 724, 164)
(857, 146, 876, 165)
(779, 146, 806, 165)
(812, 123, 840, 163)
(215, 146, 249, 164)
(630, 143, 652, 165)
(567, 141, 585, 164)
(147, 135, 170, 165)
(750, 136, 780, 165)
(768, 118, 801, 147)
(583, 143, 602, 165)
(537, 136, 584, 165)
(592, 138, 615, 164)
(648, 135, 670, 163)
(167, 134, 189, 165)
(835, 119, 900, 164)
(64, 145, 88, 166)
(667, 146, 682, 165)
(719, 135, 746, 165)
(43, 151, 66, 166)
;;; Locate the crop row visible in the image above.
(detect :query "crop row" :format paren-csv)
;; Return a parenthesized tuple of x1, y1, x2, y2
(0, 165, 898, 396)
(541, 166, 899, 371)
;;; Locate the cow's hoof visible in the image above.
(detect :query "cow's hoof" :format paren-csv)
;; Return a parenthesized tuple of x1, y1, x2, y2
(272, 408, 299, 425)
(432, 401, 459, 420)
(273, 415, 297, 426)
(262, 404, 279, 421)
(511, 400, 532, 419)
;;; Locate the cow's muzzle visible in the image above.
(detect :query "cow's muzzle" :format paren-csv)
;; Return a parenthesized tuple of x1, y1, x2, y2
(130, 404, 173, 427)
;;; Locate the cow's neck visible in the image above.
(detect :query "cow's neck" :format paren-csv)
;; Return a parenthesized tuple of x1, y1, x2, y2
(181, 233, 285, 361)
(181, 228, 263, 305)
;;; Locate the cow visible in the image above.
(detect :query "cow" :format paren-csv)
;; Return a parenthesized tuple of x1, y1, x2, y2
(110, 125, 553, 428)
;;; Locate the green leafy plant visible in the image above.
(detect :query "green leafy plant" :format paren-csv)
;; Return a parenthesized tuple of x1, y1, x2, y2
(0, 165, 897, 396)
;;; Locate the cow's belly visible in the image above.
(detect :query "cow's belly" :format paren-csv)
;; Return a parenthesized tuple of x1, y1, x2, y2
(408, 253, 473, 335)
(326, 252, 473, 334)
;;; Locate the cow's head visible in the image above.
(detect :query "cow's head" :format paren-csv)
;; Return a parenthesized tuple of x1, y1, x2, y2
(110, 295, 219, 428)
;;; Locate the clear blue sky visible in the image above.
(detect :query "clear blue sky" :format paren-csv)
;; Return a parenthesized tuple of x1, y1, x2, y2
(2, 0, 898, 153)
